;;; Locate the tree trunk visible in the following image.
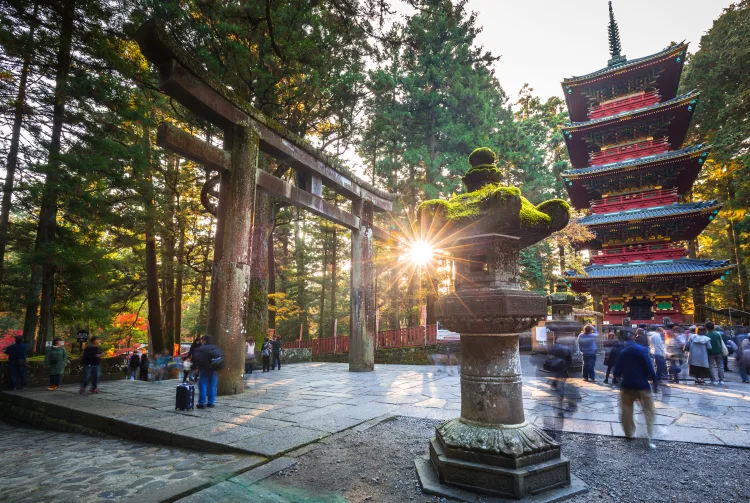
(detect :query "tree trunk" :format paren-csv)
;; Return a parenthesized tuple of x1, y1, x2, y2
(727, 217, 748, 309)
(268, 205, 277, 330)
(174, 203, 185, 344)
(161, 156, 177, 352)
(329, 225, 338, 335)
(319, 225, 328, 337)
(0, 3, 38, 283)
(389, 266, 399, 330)
(246, 188, 270, 346)
(294, 208, 309, 338)
(688, 239, 706, 322)
(26, 0, 75, 352)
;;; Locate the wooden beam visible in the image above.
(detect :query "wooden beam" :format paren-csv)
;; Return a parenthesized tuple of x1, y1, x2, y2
(157, 123, 230, 172)
(137, 21, 394, 212)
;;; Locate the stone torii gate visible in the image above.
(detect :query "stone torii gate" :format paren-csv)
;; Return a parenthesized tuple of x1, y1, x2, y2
(137, 20, 396, 395)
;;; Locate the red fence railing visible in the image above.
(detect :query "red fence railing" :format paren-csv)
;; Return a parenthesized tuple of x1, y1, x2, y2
(281, 324, 444, 355)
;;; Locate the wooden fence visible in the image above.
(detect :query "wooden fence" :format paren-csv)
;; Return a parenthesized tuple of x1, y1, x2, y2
(281, 324, 441, 355)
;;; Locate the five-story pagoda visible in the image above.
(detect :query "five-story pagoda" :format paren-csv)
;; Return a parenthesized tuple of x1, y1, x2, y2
(561, 2, 733, 326)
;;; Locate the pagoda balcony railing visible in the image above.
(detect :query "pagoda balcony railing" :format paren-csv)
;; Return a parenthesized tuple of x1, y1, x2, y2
(588, 91, 661, 120)
(589, 138, 670, 166)
(590, 242, 687, 265)
(591, 188, 679, 214)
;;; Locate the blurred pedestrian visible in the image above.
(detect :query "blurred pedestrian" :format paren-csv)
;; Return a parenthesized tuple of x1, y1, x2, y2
(738, 337, 750, 384)
(722, 330, 735, 372)
(705, 321, 725, 385)
(261, 337, 271, 372)
(614, 330, 658, 449)
(603, 333, 625, 385)
(154, 349, 172, 383)
(44, 338, 67, 390)
(127, 351, 140, 380)
(187, 336, 201, 382)
(80, 336, 102, 395)
(685, 329, 712, 385)
(577, 325, 598, 382)
(193, 335, 223, 408)
(4, 336, 28, 390)
(271, 335, 282, 370)
(139, 353, 149, 381)
(245, 337, 255, 376)
(649, 327, 667, 381)
(665, 324, 685, 382)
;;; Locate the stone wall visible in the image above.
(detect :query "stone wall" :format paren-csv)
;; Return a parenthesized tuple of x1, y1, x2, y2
(311, 342, 461, 365)
(281, 348, 312, 363)
(0, 356, 129, 389)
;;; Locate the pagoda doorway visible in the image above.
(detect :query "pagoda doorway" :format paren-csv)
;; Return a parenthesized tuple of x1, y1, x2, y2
(627, 297, 654, 321)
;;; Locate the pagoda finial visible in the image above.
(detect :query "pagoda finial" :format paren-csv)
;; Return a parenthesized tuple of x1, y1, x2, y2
(607, 1, 626, 67)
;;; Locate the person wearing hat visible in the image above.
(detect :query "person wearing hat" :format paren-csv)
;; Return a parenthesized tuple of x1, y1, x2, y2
(614, 330, 659, 449)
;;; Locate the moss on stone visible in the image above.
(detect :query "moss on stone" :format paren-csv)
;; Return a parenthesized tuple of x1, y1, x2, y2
(468, 147, 497, 167)
(419, 184, 520, 223)
(520, 197, 552, 230)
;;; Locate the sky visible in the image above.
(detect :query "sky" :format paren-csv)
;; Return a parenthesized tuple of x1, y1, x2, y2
(464, 0, 731, 101)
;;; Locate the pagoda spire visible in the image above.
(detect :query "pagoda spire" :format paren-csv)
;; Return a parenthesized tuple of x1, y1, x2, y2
(607, 1, 626, 67)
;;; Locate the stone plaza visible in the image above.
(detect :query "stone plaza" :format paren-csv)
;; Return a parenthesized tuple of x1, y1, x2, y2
(2, 360, 750, 501)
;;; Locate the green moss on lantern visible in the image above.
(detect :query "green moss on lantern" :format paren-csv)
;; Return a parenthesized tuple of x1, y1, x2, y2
(468, 147, 497, 166)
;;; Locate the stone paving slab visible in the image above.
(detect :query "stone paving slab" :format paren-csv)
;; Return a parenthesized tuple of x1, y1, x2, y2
(3, 359, 750, 462)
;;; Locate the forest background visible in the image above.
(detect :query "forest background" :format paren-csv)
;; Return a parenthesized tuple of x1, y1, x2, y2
(0, 0, 747, 355)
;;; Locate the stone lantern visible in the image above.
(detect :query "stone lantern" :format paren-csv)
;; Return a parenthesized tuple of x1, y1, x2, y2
(415, 148, 582, 500)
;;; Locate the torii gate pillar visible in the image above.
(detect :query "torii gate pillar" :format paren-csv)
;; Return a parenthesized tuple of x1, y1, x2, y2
(206, 124, 259, 395)
(349, 199, 375, 372)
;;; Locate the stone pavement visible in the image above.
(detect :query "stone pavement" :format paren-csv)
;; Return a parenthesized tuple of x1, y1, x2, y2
(0, 421, 263, 503)
(3, 359, 749, 456)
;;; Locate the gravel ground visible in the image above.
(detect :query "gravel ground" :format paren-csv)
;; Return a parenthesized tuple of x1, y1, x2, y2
(0, 420, 256, 503)
(263, 416, 750, 503)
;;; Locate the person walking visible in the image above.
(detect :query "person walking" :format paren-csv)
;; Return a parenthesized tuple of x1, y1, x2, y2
(139, 353, 149, 381)
(245, 338, 255, 376)
(44, 338, 67, 390)
(613, 331, 659, 449)
(603, 333, 625, 385)
(4, 336, 28, 390)
(665, 325, 685, 382)
(738, 337, 750, 384)
(261, 337, 271, 372)
(577, 325, 598, 382)
(80, 336, 102, 395)
(154, 349, 172, 383)
(271, 335, 282, 371)
(649, 327, 667, 381)
(705, 321, 725, 385)
(127, 351, 140, 380)
(685, 329, 712, 385)
(193, 335, 223, 409)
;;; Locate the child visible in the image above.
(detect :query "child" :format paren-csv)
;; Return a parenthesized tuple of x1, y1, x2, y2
(44, 338, 67, 390)
(182, 357, 192, 383)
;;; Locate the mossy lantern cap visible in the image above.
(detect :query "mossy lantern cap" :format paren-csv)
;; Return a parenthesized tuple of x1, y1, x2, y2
(418, 147, 571, 249)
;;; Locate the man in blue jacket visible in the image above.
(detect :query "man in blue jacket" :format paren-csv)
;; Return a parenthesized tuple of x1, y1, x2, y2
(577, 325, 598, 381)
(614, 331, 659, 449)
(4, 336, 28, 390)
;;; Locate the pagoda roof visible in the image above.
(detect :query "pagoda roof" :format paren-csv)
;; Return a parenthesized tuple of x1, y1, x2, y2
(565, 258, 733, 294)
(562, 144, 710, 210)
(566, 258, 731, 280)
(562, 43, 688, 123)
(562, 91, 700, 169)
(581, 200, 720, 226)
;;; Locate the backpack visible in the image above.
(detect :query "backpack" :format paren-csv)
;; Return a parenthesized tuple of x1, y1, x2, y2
(209, 346, 225, 371)
(262, 342, 271, 357)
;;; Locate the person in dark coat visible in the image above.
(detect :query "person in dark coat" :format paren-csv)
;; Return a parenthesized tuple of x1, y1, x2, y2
(80, 336, 102, 395)
(139, 353, 149, 381)
(271, 335, 282, 370)
(193, 335, 223, 408)
(4, 336, 28, 390)
(187, 336, 201, 382)
(614, 331, 659, 449)
(127, 351, 140, 380)
(603, 333, 626, 385)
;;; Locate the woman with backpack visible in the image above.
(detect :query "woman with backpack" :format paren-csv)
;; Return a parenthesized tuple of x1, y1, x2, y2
(44, 338, 67, 390)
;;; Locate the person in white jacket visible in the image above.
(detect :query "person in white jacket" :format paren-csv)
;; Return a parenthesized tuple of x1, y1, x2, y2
(685, 331, 712, 385)
(649, 328, 667, 381)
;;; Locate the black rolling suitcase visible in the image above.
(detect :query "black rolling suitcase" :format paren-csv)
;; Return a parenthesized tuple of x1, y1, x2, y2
(176, 383, 195, 410)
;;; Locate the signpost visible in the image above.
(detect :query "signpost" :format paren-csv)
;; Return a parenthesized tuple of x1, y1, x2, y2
(76, 329, 89, 353)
